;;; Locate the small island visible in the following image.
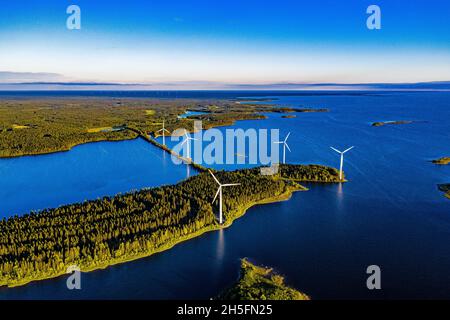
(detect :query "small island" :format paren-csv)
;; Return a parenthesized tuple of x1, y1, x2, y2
(217, 259, 310, 300)
(269, 107, 329, 113)
(432, 157, 450, 165)
(281, 115, 296, 119)
(371, 120, 414, 127)
(438, 184, 450, 199)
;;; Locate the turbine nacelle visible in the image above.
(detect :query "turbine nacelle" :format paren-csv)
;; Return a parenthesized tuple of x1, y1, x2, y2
(330, 146, 354, 155)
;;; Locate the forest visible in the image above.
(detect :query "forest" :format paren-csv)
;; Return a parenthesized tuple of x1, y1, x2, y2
(0, 164, 340, 287)
(0, 98, 321, 158)
(217, 259, 310, 300)
(279, 164, 343, 182)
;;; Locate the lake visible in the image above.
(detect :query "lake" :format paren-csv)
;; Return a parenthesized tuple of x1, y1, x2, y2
(0, 138, 192, 218)
(177, 110, 210, 119)
(0, 91, 449, 299)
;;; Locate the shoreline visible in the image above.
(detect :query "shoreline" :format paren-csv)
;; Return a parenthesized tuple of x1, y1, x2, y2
(0, 135, 139, 159)
(4, 185, 304, 288)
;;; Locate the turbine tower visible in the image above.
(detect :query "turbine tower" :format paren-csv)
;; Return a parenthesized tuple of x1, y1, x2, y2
(180, 130, 198, 159)
(209, 170, 240, 224)
(330, 146, 354, 181)
(275, 132, 291, 164)
(157, 121, 170, 146)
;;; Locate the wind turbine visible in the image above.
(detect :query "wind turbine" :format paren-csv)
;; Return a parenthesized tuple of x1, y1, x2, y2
(157, 121, 170, 146)
(209, 170, 240, 224)
(330, 146, 354, 181)
(275, 132, 291, 164)
(180, 130, 198, 159)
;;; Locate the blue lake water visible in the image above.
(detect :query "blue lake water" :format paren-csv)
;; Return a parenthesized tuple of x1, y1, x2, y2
(177, 110, 210, 119)
(1, 91, 450, 299)
(0, 138, 191, 218)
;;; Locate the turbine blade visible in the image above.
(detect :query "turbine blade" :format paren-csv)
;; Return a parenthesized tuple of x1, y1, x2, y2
(275, 141, 283, 144)
(330, 147, 341, 153)
(180, 139, 187, 146)
(222, 183, 241, 187)
(285, 143, 291, 152)
(212, 187, 221, 203)
(163, 128, 170, 133)
(343, 146, 355, 153)
(284, 132, 291, 142)
(208, 170, 221, 185)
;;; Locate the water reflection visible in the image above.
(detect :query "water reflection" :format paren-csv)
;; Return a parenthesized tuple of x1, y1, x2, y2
(186, 164, 191, 178)
(216, 229, 225, 263)
(336, 183, 344, 203)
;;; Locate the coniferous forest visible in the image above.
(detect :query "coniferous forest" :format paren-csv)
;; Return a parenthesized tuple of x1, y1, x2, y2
(0, 164, 340, 287)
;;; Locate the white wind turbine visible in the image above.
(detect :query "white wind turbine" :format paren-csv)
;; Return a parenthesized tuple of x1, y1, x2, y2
(209, 170, 241, 224)
(157, 121, 170, 146)
(330, 146, 354, 181)
(275, 132, 291, 164)
(180, 130, 198, 159)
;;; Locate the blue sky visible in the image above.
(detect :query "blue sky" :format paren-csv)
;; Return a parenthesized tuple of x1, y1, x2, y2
(0, 0, 449, 85)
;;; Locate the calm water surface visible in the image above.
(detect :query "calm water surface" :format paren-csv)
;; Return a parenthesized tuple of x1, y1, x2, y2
(1, 91, 449, 299)
(0, 138, 191, 217)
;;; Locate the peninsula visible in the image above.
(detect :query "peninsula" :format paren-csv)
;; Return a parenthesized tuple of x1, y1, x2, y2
(0, 164, 340, 288)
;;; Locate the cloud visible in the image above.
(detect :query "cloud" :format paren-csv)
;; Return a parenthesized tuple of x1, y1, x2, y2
(0, 71, 66, 83)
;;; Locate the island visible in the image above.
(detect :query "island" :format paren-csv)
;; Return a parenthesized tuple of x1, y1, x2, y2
(432, 157, 450, 165)
(371, 120, 414, 127)
(0, 164, 340, 288)
(282, 115, 297, 119)
(268, 107, 329, 113)
(438, 184, 450, 199)
(216, 259, 310, 300)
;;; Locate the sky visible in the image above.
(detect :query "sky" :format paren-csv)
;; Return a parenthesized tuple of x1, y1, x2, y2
(0, 0, 449, 86)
